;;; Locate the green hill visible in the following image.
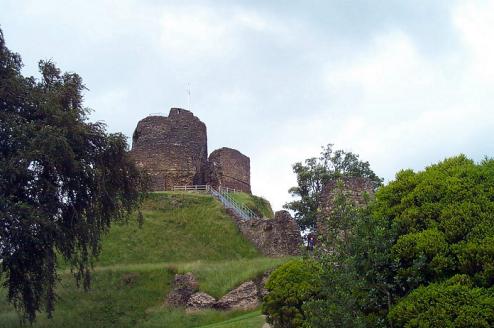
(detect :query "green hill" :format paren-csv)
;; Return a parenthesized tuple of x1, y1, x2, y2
(0, 192, 288, 327)
(229, 192, 274, 218)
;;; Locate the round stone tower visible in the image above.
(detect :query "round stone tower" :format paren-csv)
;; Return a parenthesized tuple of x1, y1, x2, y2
(208, 147, 251, 193)
(130, 108, 208, 191)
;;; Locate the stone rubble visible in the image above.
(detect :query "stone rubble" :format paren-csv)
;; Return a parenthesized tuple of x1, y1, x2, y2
(166, 272, 199, 307)
(186, 292, 217, 312)
(166, 271, 275, 314)
(215, 281, 260, 311)
(236, 210, 303, 257)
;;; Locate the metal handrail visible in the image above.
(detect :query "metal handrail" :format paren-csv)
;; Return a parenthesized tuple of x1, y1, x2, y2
(173, 185, 241, 193)
(209, 187, 256, 220)
(217, 189, 257, 219)
(172, 185, 209, 192)
(172, 184, 258, 220)
(218, 186, 238, 193)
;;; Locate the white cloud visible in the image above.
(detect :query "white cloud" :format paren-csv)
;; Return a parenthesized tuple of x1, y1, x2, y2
(159, 6, 231, 57)
(258, 2, 494, 210)
(453, 0, 494, 81)
(3, 0, 493, 213)
(158, 5, 275, 59)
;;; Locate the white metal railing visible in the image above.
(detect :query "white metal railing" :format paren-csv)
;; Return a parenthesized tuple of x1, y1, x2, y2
(172, 184, 257, 220)
(218, 186, 239, 193)
(172, 185, 209, 192)
(209, 186, 257, 220)
(173, 185, 240, 194)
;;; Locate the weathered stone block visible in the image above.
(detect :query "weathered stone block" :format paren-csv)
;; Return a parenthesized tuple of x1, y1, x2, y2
(186, 292, 216, 312)
(215, 281, 259, 310)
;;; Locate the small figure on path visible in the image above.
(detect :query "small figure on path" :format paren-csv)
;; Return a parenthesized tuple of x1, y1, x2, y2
(307, 233, 315, 251)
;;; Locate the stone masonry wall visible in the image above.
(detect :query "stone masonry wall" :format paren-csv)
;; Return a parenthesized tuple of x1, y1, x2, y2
(208, 147, 251, 193)
(235, 210, 302, 257)
(130, 108, 208, 191)
(317, 177, 376, 235)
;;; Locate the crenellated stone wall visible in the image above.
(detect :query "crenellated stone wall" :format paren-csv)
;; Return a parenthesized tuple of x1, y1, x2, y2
(130, 108, 208, 191)
(208, 147, 251, 193)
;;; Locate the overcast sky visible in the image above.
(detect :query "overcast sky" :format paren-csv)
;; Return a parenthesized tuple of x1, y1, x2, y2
(2, 0, 494, 210)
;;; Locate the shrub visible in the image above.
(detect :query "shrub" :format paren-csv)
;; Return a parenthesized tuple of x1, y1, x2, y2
(262, 259, 322, 328)
(389, 275, 494, 328)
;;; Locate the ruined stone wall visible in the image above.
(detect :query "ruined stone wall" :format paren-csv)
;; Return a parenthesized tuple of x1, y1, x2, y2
(208, 147, 251, 193)
(317, 177, 376, 235)
(130, 108, 208, 191)
(234, 210, 302, 257)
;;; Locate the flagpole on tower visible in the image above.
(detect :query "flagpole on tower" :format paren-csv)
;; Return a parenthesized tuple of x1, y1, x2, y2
(186, 82, 191, 110)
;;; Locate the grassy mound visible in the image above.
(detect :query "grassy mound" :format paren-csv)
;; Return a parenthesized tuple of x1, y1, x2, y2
(229, 192, 274, 218)
(97, 192, 260, 265)
(0, 192, 288, 327)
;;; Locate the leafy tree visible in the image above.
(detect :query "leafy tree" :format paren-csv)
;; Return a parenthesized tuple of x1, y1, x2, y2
(303, 189, 368, 328)
(303, 155, 494, 327)
(285, 144, 382, 231)
(0, 29, 145, 322)
(262, 259, 322, 328)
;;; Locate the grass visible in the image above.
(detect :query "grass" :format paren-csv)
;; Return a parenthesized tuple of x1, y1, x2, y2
(140, 308, 263, 328)
(174, 257, 289, 298)
(196, 310, 266, 328)
(97, 192, 260, 266)
(0, 192, 289, 327)
(229, 192, 274, 218)
(0, 266, 174, 328)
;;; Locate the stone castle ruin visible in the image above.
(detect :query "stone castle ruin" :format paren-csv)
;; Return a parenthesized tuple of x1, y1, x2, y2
(130, 108, 251, 192)
(208, 148, 251, 193)
(131, 107, 302, 256)
(316, 176, 376, 236)
(236, 210, 302, 256)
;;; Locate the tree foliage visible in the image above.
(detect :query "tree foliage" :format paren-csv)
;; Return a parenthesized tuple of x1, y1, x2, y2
(262, 259, 322, 328)
(302, 155, 494, 327)
(389, 275, 494, 328)
(0, 28, 145, 322)
(303, 189, 369, 328)
(285, 144, 382, 231)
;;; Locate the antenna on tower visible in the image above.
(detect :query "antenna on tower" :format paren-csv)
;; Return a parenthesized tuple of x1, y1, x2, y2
(186, 82, 191, 110)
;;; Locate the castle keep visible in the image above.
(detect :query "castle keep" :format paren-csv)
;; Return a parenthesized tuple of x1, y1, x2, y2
(130, 108, 251, 192)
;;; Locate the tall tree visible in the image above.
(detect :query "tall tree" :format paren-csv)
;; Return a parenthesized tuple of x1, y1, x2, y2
(0, 29, 145, 322)
(285, 144, 382, 231)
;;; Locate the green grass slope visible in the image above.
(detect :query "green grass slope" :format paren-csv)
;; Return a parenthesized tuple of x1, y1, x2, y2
(197, 310, 266, 328)
(0, 192, 288, 327)
(229, 192, 274, 218)
(98, 192, 260, 265)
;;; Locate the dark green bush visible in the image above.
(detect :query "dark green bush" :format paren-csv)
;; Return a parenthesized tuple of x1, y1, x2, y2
(389, 275, 494, 328)
(262, 259, 322, 328)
